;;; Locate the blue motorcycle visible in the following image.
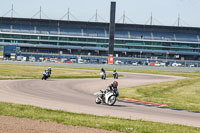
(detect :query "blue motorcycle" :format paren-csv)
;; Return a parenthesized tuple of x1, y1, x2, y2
(42, 70, 50, 80)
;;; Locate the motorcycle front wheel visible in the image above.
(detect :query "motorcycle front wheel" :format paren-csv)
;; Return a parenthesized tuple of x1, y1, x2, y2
(95, 97, 101, 104)
(107, 95, 116, 106)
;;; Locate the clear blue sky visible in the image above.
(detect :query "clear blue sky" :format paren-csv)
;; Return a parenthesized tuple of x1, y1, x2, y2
(1, 0, 200, 27)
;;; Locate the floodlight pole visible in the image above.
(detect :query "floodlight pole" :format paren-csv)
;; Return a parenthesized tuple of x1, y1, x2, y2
(150, 12, 153, 25)
(95, 9, 98, 22)
(11, 4, 13, 18)
(40, 6, 42, 19)
(68, 8, 70, 20)
(123, 11, 125, 24)
(178, 13, 180, 27)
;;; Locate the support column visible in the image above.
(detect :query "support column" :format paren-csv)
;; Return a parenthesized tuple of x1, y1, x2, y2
(108, 1, 116, 56)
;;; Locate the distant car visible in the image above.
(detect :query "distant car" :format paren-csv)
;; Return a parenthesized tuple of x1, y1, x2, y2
(29, 56, 36, 62)
(66, 61, 73, 63)
(189, 64, 195, 67)
(172, 63, 182, 67)
(70, 58, 77, 63)
(154, 63, 161, 66)
(78, 59, 84, 64)
(101, 60, 107, 64)
(132, 62, 138, 66)
(160, 62, 166, 66)
(115, 60, 123, 64)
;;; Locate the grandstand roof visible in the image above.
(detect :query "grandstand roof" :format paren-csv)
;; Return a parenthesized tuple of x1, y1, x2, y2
(1, 17, 200, 34)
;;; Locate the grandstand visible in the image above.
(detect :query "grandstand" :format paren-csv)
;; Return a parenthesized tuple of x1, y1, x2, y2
(0, 16, 200, 62)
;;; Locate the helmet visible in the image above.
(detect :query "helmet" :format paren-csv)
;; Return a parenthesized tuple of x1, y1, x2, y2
(113, 81, 118, 87)
(48, 67, 51, 69)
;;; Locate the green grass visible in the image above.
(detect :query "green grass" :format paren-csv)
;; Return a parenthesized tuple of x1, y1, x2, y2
(0, 102, 199, 133)
(0, 64, 113, 79)
(116, 68, 200, 112)
(0, 51, 3, 56)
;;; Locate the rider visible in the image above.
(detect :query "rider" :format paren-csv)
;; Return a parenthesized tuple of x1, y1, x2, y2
(48, 67, 52, 75)
(108, 81, 119, 97)
(42, 70, 48, 80)
(47, 67, 52, 78)
(101, 68, 106, 74)
(100, 81, 119, 99)
(99, 81, 119, 102)
(113, 68, 117, 76)
(100, 67, 106, 79)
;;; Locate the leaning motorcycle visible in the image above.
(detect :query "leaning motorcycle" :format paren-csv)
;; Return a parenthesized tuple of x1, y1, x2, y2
(94, 88, 116, 106)
(113, 72, 118, 79)
(42, 73, 48, 80)
(41, 70, 51, 80)
(100, 72, 106, 80)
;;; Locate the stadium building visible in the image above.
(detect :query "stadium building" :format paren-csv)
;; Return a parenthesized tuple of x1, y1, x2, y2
(0, 17, 200, 63)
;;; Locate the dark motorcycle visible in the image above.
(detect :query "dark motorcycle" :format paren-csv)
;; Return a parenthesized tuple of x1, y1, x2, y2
(113, 72, 118, 79)
(100, 72, 106, 80)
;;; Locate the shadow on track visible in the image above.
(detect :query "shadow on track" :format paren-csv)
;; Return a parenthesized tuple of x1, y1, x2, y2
(113, 104, 127, 107)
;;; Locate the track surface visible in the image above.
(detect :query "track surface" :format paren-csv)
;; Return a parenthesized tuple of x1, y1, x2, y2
(0, 70, 200, 127)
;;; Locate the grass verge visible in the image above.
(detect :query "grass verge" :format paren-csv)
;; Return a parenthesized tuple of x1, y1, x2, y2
(0, 102, 199, 133)
(116, 68, 200, 112)
(0, 64, 113, 79)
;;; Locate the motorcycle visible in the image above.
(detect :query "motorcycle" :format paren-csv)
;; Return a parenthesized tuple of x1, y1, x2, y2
(113, 71, 118, 79)
(100, 72, 106, 80)
(42, 73, 48, 80)
(94, 88, 117, 106)
(41, 70, 51, 80)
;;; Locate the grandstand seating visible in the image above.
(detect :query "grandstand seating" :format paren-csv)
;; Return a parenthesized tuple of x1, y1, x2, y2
(12, 24, 35, 33)
(130, 31, 152, 40)
(83, 28, 105, 37)
(36, 26, 58, 34)
(152, 32, 175, 41)
(0, 24, 10, 32)
(115, 30, 129, 38)
(60, 27, 82, 36)
(175, 33, 198, 42)
(0, 23, 199, 42)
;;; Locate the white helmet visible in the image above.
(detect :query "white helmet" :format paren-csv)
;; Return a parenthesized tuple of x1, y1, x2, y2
(48, 67, 51, 69)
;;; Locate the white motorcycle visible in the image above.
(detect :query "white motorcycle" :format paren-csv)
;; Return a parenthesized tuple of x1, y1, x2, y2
(94, 88, 116, 106)
(100, 72, 106, 80)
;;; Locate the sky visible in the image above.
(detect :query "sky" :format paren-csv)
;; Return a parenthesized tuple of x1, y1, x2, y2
(1, 0, 200, 27)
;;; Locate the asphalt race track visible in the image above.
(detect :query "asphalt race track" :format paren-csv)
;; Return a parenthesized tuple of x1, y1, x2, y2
(0, 70, 200, 127)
